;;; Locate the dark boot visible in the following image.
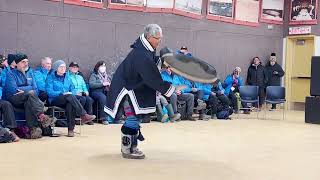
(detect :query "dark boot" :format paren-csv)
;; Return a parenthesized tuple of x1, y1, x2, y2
(121, 133, 145, 159)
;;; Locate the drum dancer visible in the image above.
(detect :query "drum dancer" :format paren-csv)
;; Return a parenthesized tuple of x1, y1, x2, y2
(104, 24, 183, 159)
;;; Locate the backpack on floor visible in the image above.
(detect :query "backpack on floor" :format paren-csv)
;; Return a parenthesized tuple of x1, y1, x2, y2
(216, 106, 233, 120)
(0, 127, 15, 143)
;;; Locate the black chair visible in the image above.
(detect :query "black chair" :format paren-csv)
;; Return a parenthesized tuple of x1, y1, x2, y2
(237, 86, 260, 119)
(264, 86, 286, 120)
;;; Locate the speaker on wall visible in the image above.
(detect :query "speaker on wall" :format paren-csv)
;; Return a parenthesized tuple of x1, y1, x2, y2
(311, 56, 320, 96)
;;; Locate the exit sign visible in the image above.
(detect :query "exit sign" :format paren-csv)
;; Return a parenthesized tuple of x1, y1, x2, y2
(289, 26, 311, 35)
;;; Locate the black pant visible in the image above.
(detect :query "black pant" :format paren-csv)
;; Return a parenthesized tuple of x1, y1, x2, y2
(0, 100, 17, 129)
(76, 95, 93, 115)
(8, 93, 44, 128)
(208, 95, 218, 115)
(258, 87, 265, 106)
(38, 91, 49, 103)
(228, 92, 238, 111)
(51, 94, 86, 130)
(193, 90, 205, 114)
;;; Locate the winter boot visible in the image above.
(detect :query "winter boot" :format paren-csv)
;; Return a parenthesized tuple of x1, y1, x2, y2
(121, 133, 145, 159)
(156, 104, 169, 123)
(165, 104, 181, 122)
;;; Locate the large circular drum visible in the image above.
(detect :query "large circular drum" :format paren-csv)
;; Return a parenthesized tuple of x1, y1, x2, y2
(160, 47, 217, 84)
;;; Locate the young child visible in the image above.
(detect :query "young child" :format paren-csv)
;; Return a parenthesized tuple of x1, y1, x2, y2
(156, 92, 181, 123)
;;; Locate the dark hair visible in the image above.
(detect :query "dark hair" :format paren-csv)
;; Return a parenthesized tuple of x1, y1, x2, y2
(94, 61, 106, 73)
(251, 56, 260, 64)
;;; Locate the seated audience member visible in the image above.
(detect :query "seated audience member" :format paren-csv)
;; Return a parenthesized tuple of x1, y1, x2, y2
(194, 82, 218, 119)
(265, 53, 284, 111)
(1, 54, 17, 87)
(173, 74, 207, 121)
(89, 61, 111, 125)
(161, 66, 195, 121)
(156, 91, 181, 123)
(0, 76, 19, 141)
(176, 46, 192, 57)
(3, 53, 53, 139)
(68, 61, 94, 125)
(224, 67, 244, 113)
(34, 57, 52, 102)
(211, 79, 232, 109)
(46, 60, 96, 137)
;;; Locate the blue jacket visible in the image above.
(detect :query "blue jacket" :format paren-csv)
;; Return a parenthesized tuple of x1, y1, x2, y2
(211, 81, 226, 96)
(1, 66, 13, 87)
(224, 74, 244, 95)
(68, 71, 89, 94)
(176, 50, 192, 57)
(34, 66, 49, 92)
(160, 71, 174, 84)
(46, 72, 76, 103)
(172, 75, 192, 94)
(194, 82, 212, 101)
(3, 69, 38, 99)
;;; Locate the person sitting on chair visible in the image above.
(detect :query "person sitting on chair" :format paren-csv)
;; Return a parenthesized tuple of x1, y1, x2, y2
(46, 60, 96, 137)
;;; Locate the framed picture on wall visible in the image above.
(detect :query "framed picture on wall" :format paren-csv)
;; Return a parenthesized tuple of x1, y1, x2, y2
(64, 0, 104, 8)
(108, 0, 145, 11)
(174, 0, 203, 19)
(260, 0, 284, 24)
(290, 0, 318, 25)
(145, 0, 174, 12)
(207, 0, 234, 23)
(234, 0, 260, 26)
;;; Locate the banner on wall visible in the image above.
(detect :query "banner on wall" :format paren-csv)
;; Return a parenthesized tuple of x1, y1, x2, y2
(174, 0, 202, 15)
(290, 0, 318, 24)
(146, 0, 174, 8)
(208, 0, 234, 18)
(109, 0, 145, 11)
(234, 0, 260, 26)
(110, 0, 144, 5)
(261, 0, 284, 23)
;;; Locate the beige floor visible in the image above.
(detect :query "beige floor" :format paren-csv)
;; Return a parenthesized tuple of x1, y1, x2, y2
(1, 110, 320, 180)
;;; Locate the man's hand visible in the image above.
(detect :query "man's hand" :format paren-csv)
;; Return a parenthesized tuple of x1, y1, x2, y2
(273, 71, 279, 75)
(211, 92, 216, 96)
(103, 81, 110, 86)
(175, 85, 187, 92)
(63, 92, 72, 95)
(14, 89, 24, 95)
(191, 88, 198, 92)
(77, 93, 82, 96)
(175, 90, 182, 95)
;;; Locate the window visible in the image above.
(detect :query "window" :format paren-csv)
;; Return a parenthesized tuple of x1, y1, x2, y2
(173, 0, 203, 19)
(145, 0, 174, 13)
(260, 0, 284, 24)
(207, 0, 235, 23)
(64, 0, 104, 9)
(108, 0, 145, 11)
(234, 0, 260, 26)
(289, 0, 318, 25)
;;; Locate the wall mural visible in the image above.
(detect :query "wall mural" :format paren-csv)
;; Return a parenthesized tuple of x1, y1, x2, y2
(290, 0, 318, 24)
(234, 0, 260, 26)
(261, 0, 284, 24)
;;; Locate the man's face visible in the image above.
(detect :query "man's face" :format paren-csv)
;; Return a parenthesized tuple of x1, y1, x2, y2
(270, 60, 276, 66)
(69, 66, 79, 74)
(42, 59, 52, 71)
(57, 64, 66, 75)
(147, 32, 162, 50)
(16, 59, 28, 72)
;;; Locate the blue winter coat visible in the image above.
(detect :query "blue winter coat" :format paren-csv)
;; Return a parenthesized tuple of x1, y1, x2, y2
(68, 71, 89, 94)
(161, 71, 174, 84)
(1, 66, 13, 87)
(3, 69, 38, 99)
(224, 74, 244, 95)
(34, 67, 49, 92)
(194, 82, 212, 101)
(46, 71, 76, 103)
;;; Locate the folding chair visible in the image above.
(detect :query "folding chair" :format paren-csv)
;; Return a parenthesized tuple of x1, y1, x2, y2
(264, 86, 286, 120)
(237, 86, 260, 119)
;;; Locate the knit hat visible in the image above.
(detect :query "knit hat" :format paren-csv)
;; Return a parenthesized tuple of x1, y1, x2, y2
(270, 53, 277, 61)
(15, 53, 28, 64)
(52, 60, 66, 71)
(69, 61, 79, 68)
(7, 54, 16, 65)
(271, 53, 276, 56)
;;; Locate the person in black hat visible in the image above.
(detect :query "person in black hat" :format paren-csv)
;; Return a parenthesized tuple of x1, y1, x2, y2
(68, 61, 94, 125)
(1, 54, 17, 87)
(3, 53, 54, 139)
(265, 53, 285, 111)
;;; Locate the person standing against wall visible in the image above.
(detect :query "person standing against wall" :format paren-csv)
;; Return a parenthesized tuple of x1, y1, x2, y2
(265, 53, 285, 111)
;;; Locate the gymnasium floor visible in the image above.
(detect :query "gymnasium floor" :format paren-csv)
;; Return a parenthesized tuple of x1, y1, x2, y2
(1, 110, 320, 180)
